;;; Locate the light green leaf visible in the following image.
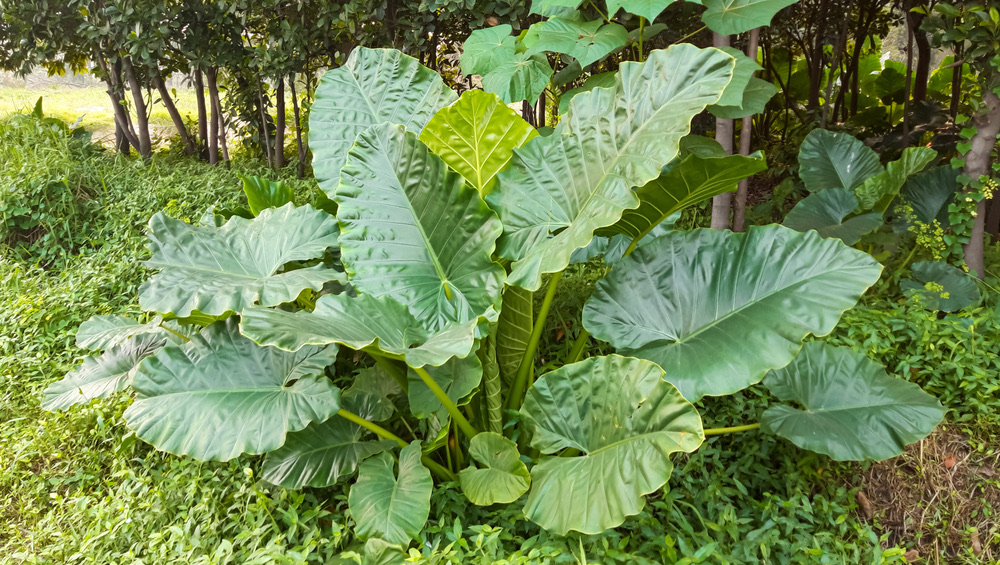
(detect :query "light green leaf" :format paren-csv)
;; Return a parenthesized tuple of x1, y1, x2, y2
(762, 343, 945, 461)
(902, 261, 981, 312)
(336, 124, 505, 331)
(419, 90, 538, 195)
(124, 319, 340, 462)
(605, 136, 767, 242)
(530, 0, 584, 15)
(487, 44, 735, 291)
(583, 225, 882, 401)
(696, 0, 799, 35)
(139, 203, 343, 318)
(240, 293, 487, 368)
(43, 334, 166, 411)
(460, 25, 517, 77)
(240, 175, 294, 216)
(798, 129, 883, 193)
(530, 15, 628, 67)
(558, 71, 616, 114)
(459, 432, 530, 505)
(496, 286, 533, 387)
(708, 76, 777, 119)
(262, 407, 397, 489)
(482, 52, 554, 104)
(349, 441, 433, 547)
(520, 355, 703, 535)
(711, 46, 761, 108)
(407, 354, 482, 420)
(607, 0, 676, 21)
(855, 146, 937, 213)
(75, 314, 164, 350)
(783, 188, 884, 245)
(310, 48, 457, 195)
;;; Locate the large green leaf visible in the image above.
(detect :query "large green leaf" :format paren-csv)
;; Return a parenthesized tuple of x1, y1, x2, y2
(606, 0, 675, 21)
(459, 432, 530, 505)
(419, 90, 538, 196)
(482, 53, 554, 104)
(711, 46, 761, 108)
(336, 124, 504, 331)
(139, 203, 343, 318)
(530, 15, 628, 67)
(345, 366, 403, 422)
(707, 76, 778, 119)
(486, 44, 735, 291)
(605, 136, 766, 241)
(240, 175, 294, 216)
(901, 261, 981, 312)
(783, 188, 884, 245)
(261, 399, 397, 489)
(460, 25, 517, 77)
(496, 286, 533, 387)
(762, 343, 944, 461)
(695, 0, 799, 35)
(899, 166, 959, 225)
(349, 441, 433, 547)
(407, 354, 482, 420)
(558, 71, 616, 114)
(520, 355, 703, 535)
(797, 129, 883, 193)
(310, 48, 457, 195)
(854, 147, 937, 213)
(43, 334, 166, 411)
(75, 314, 164, 350)
(583, 225, 882, 401)
(124, 319, 340, 461)
(240, 293, 486, 368)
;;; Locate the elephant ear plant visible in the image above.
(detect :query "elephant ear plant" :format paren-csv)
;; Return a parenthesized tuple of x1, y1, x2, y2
(46, 44, 944, 546)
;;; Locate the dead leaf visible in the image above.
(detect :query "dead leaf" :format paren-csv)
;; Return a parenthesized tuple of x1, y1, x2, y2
(972, 530, 982, 555)
(976, 465, 996, 478)
(944, 454, 957, 469)
(555, 327, 565, 341)
(856, 491, 873, 520)
(904, 549, 919, 562)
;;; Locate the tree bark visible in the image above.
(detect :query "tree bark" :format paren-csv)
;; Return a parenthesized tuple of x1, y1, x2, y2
(97, 57, 140, 154)
(962, 91, 1000, 278)
(206, 67, 220, 165)
(907, 5, 931, 103)
(274, 75, 287, 168)
(194, 68, 208, 159)
(711, 32, 735, 231)
(822, 17, 849, 128)
(733, 28, 761, 233)
(121, 56, 152, 159)
(255, 75, 274, 168)
(153, 69, 194, 156)
(213, 91, 230, 168)
(290, 74, 307, 178)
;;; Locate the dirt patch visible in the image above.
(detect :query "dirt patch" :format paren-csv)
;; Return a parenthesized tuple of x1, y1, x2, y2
(856, 425, 1000, 562)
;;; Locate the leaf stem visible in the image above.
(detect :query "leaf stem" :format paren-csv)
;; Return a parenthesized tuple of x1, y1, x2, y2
(673, 25, 707, 46)
(158, 323, 190, 343)
(638, 17, 645, 63)
(413, 366, 479, 439)
(338, 408, 456, 481)
(567, 329, 590, 364)
(589, 0, 610, 23)
(505, 271, 563, 411)
(703, 423, 761, 436)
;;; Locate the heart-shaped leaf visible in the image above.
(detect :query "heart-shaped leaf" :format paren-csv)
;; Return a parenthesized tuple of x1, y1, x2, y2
(520, 355, 703, 534)
(349, 441, 432, 547)
(530, 14, 628, 67)
(783, 188, 884, 245)
(902, 261, 981, 312)
(407, 354, 482, 420)
(336, 124, 505, 331)
(695, 0, 799, 35)
(762, 342, 945, 461)
(583, 225, 882, 401)
(124, 319, 340, 461)
(855, 146, 937, 213)
(606, 0, 676, 21)
(798, 129, 884, 193)
(240, 175, 294, 216)
(482, 52, 554, 104)
(460, 25, 517, 77)
(75, 314, 165, 350)
(708, 76, 778, 119)
(139, 203, 343, 318)
(459, 432, 530, 505)
(899, 166, 959, 225)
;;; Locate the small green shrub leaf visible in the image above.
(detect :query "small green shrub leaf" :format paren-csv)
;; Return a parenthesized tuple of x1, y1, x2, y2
(583, 226, 882, 401)
(762, 343, 945, 461)
(124, 319, 340, 461)
(520, 355, 703, 534)
(902, 261, 981, 312)
(139, 203, 343, 318)
(349, 441, 433, 547)
(459, 432, 530, 505)
(798, 129, 884, 193)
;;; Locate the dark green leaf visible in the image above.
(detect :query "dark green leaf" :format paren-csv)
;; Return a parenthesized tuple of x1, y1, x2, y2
(901, 261, 981, 312)
(783, 188, 884, 245)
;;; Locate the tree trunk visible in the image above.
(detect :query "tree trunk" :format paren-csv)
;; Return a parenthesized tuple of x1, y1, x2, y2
(194, 69, 208, 159)
(733, 28, 761, 233)
(274, 75, 287, 168)
(206, 67, 220, 165)
(97, 57, 140, 154)
(213, 91, 230, 168)
(902, 7, 914, 145)
(153, 69, 194, 156)
(822, 18, 849, 128)
(711, 32, 735, 231)
(987, 196, 1000, 238)
(962, 91, 1000, 278)
(951, 45, 963, 119)
(290, 74, 307, 179)
(908, 6, 931, 102)
(121, 56, 152, 159)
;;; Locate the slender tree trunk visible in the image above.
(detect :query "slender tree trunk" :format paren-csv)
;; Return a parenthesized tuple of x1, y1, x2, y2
(908, 5, 931, 103)
(987, 196, 1000, 238)
(903, 8, 914, 145)
(711, 32, 735, 231)
(97, 57, 140, 154)
(153, 69, 194, 156)
(194, 69, 208, 159)
(733, 28, 761, 233)
(206, 67, 220, 165)
(213, 91, 230, 168)
(290, 74, 307, 178)
(121, 56, 152, 159)
(951, 45, 963, 119)
(822, 18, 849, 128)
(962, 92, 1000, 278)
(113, 121, 128, 154)
(255, 75, 274, 168)
(274, 75, 287, 168)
